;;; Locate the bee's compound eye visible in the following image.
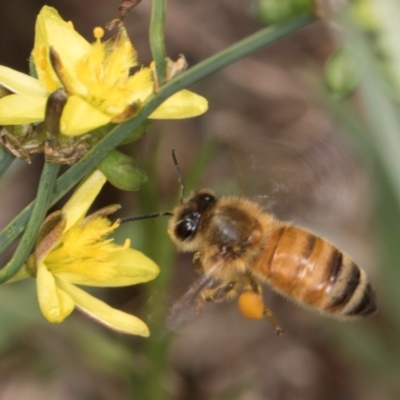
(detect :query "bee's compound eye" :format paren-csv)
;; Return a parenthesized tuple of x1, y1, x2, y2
(202, 194, 213, 203)
(175, 219, 196, 240)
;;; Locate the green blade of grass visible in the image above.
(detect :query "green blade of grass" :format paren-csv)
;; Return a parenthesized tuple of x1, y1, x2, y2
(0, 147, 15, 177)
(150, 0, 167, 85)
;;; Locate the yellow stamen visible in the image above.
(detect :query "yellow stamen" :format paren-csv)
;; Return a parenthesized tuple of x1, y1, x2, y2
(110, 220, 120, 231)
(94, 27, 104, 40)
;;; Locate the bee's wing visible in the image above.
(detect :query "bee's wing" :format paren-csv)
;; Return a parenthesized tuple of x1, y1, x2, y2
(166, 261, 224, 332)
(215, 105, 364, 224)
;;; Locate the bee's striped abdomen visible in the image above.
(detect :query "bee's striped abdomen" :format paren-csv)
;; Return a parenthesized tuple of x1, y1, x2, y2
(255, 225, 376, 316)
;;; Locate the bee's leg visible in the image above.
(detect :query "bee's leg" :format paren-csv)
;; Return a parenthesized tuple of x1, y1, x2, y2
(242, 273, 284, 336)
(213, 281, 238, 301)
(192, 252, 204, 275)
(263, 305, 284, 336)
(196, 281, 237, 314)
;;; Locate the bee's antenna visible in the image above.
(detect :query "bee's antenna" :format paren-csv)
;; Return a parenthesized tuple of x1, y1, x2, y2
(120, 211, 173, 224)
(172, 149, 185, 204)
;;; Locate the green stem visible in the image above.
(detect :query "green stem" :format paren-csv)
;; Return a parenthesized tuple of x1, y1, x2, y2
(149, 0, 167, 86)
(358, 69, 400, 209)
(0, 147, 15, 177)
(150, 13, 316, 105)
(0, 162, 60, 283)
(0, 13, 315, 256)
(137, 141, 219, 400)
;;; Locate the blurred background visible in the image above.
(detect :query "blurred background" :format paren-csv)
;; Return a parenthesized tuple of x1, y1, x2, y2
(1, 0, 400, 399)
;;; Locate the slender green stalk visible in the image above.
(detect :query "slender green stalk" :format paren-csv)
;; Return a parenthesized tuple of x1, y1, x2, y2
(339, 10, 400, 211)
(0, 13, 316, 256)
(135, 140, 218, 400)
(344, 7, 400, 336)
(0, 148, 15, 177)
(358, 70, 400, 208)
(149, 0, 167, 86)
(0, 162, 60, 283)
(139, 213, 174, 400)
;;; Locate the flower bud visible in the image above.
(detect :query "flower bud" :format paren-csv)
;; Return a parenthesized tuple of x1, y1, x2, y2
(255, 0, 314, 25)
(324, 46, 361, 99)
(120, 120, 153, 145)
(98, 149, 147, 191)
(45, 88, 67, 135)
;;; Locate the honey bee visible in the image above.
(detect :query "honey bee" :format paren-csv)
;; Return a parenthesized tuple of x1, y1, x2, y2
(123, 151, 377, 334)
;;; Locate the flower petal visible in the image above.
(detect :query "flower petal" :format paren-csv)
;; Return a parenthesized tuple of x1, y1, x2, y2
(37, 262, 75, 323)
(60, 95, 111, 136)
(97, 247, 160, 286)
(62, 169, 107, 232)
(56, 279, 150, 336)
(124, 68, 153, 103)
(149, 89, 208, 119)
(57, 246, 160, 287)
(0, 94, 46, 124)
(102, 27, 138, 87)
(0, 66, 48, 96)
(33, 6, 91, 92)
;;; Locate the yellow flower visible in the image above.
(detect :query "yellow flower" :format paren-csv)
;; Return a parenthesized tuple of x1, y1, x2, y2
(0, 6, 208, 136)
(13, 170, 159, 336)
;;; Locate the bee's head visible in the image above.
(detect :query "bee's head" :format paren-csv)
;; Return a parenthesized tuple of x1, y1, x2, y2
(168, 189, 216, 251)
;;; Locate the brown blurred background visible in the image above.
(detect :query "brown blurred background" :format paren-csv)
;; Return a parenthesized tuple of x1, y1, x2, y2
(0, 1, 392, 400)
